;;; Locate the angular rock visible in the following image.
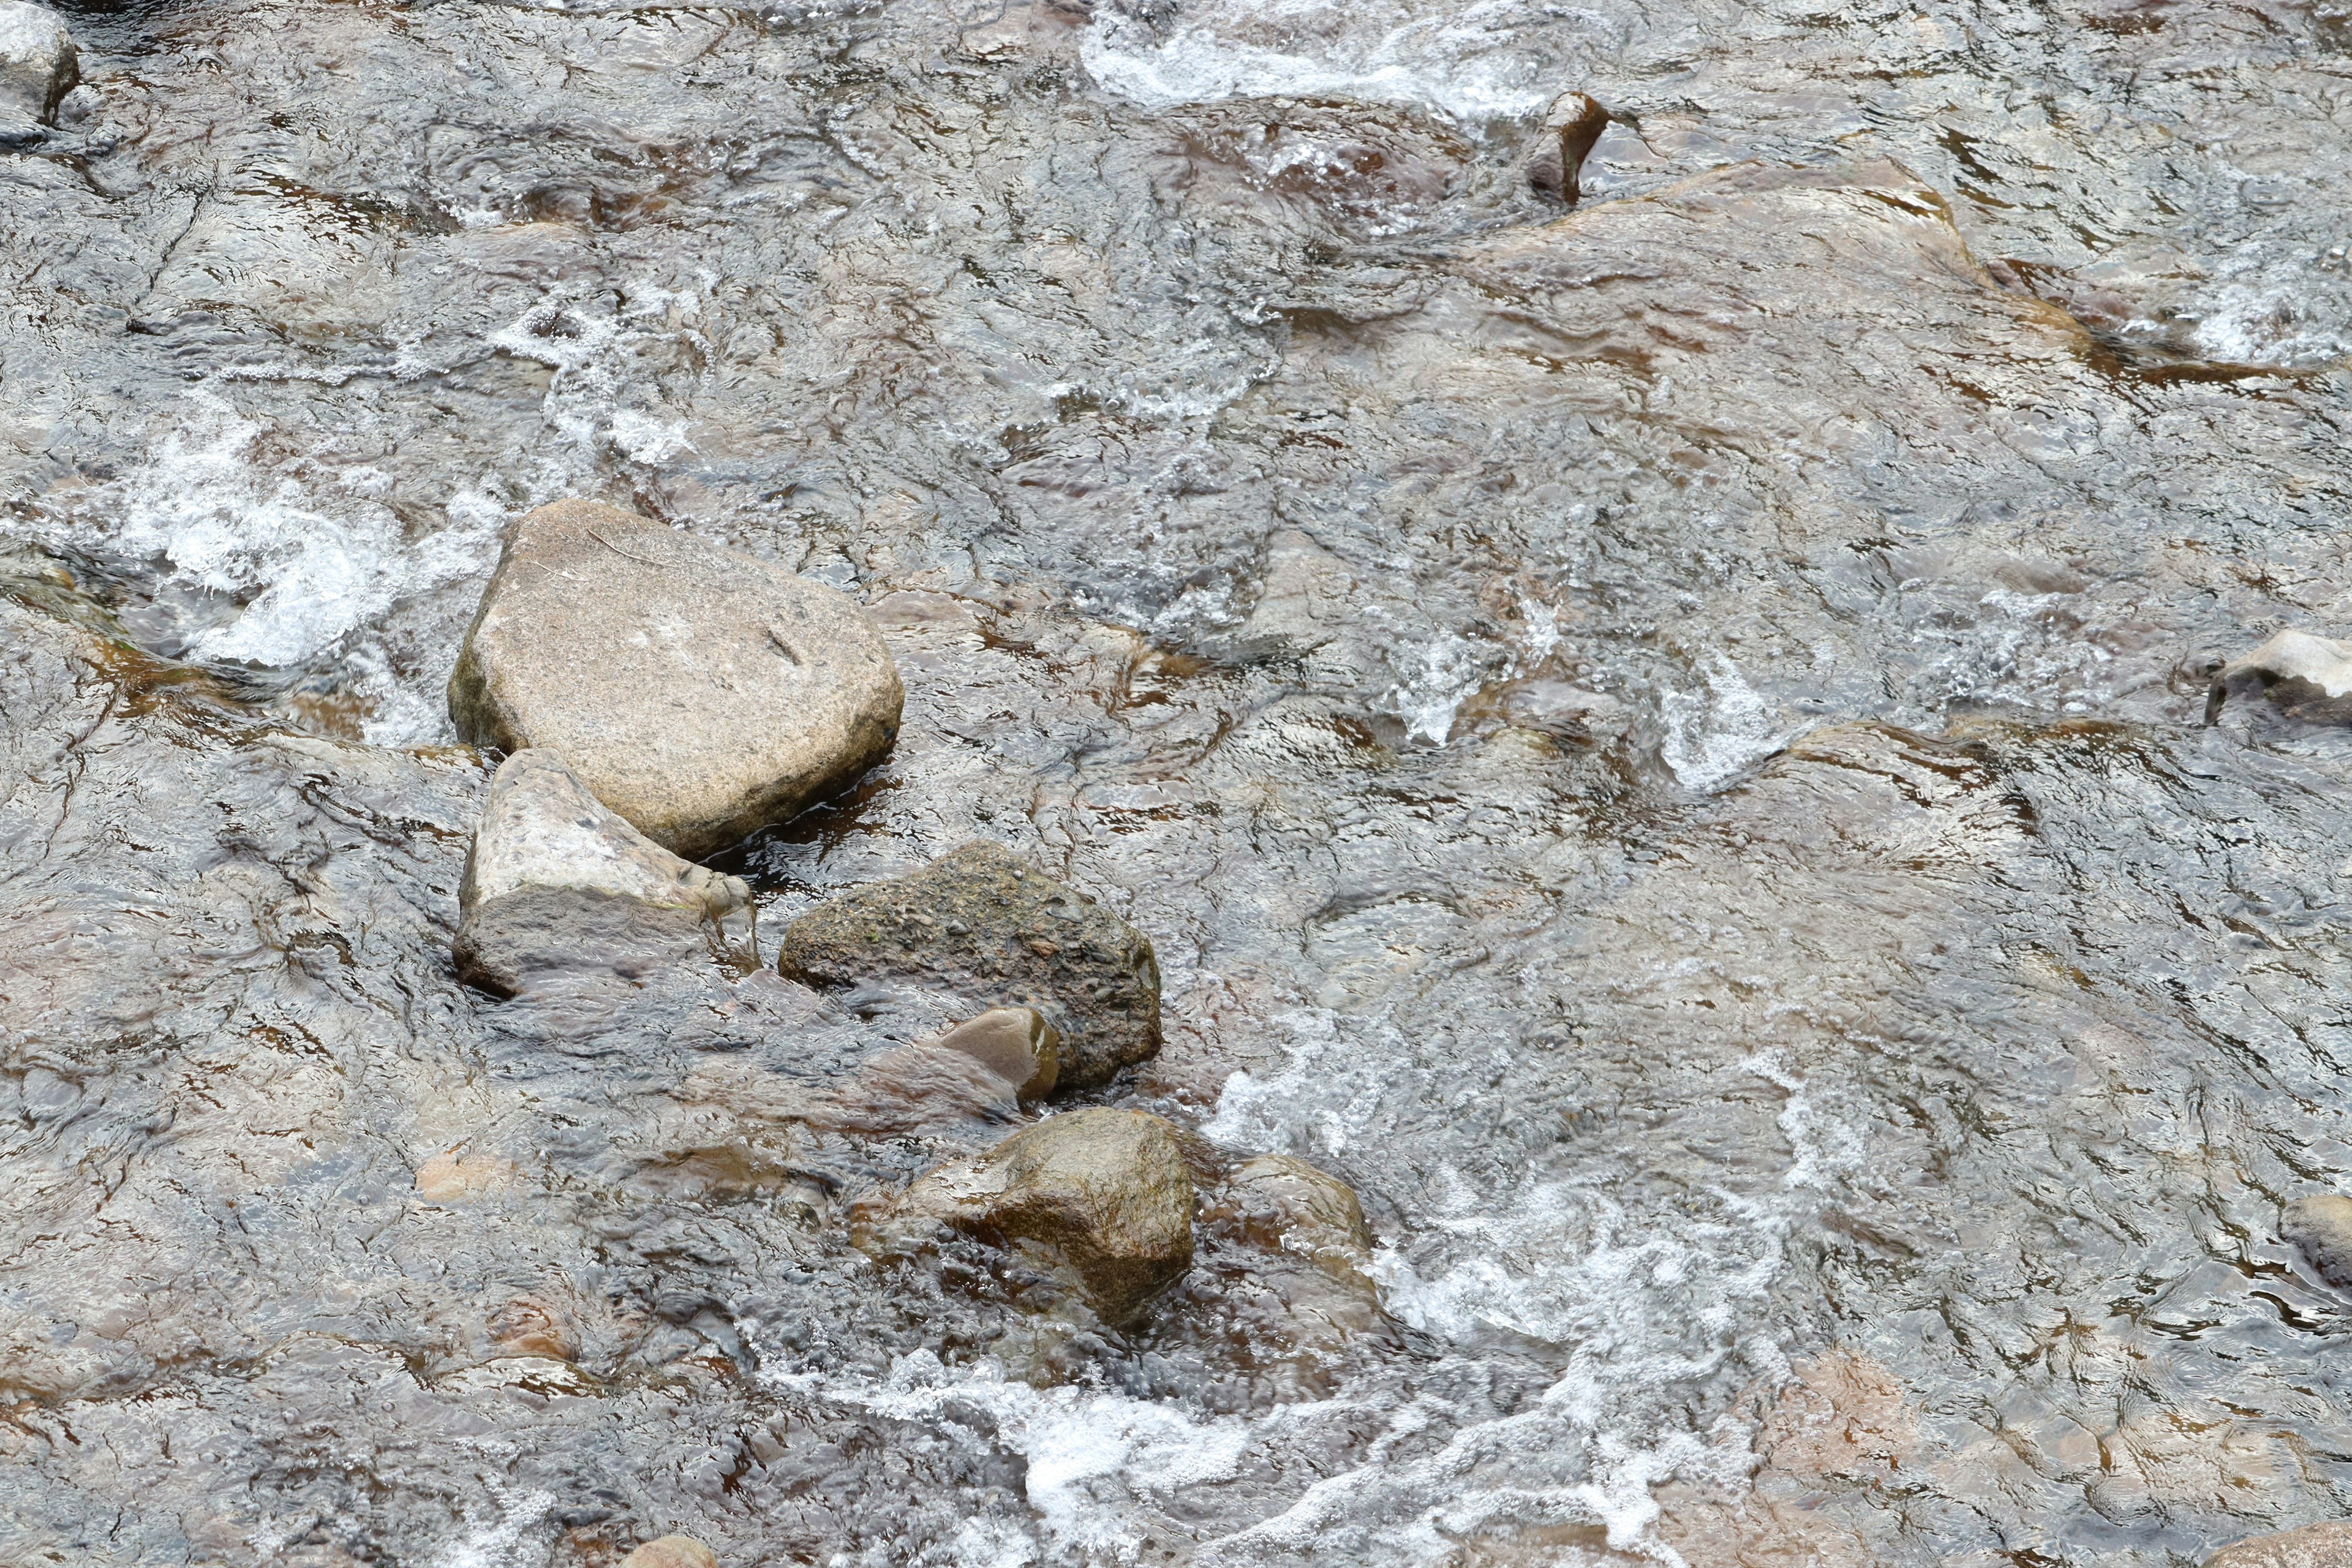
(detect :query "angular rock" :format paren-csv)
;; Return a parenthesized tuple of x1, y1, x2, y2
(0, 1, 75, 138)
(448, 500, 903, 859)
(1208, 1153, 1374, 1274)
(621, 1539, 718, 1568)
(2203, 1521, 2352, 1568)
(880, 1107, 1195, 1321)
(2204, 630, 2352, 725)
(454, 748, 751, 997)
(2283, 1194, 2352, 1289)
(929, 1006, 1060, 1100)
(777, 842, 1159, 1089)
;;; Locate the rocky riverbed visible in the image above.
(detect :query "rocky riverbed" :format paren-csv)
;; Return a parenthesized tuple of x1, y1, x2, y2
(6, 0, 2352, 1563)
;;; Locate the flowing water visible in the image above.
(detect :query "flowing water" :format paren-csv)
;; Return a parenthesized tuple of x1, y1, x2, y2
(6, 0, 2352, 1562)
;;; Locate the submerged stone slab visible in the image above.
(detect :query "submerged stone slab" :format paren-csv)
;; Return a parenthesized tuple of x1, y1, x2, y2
(776, 842, 1160, 1089)
(448, 500, 903, 859)
(454, 748, 750, 997)
(2203, 1522, 2352, 1568)
(0, 2, 75, 138)
(882, 1107, 1196, 1321)
(2283, 1194, 2352, 1289)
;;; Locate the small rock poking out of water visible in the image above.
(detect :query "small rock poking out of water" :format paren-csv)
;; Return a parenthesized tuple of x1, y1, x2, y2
(1526, 91, 1610, 203)
(778, 842, 1160, 1088)
(620, 1538, 718, 1568)
(448, 500, 903, 859)
(928, 1005, 1061, 1099)
(2204, 630, 2352, 725)
(873, 1107, 1196, 1322)
(454, 748, 751, 997)
(0, 1, 75, 141)
(2282, 1194, 2352, 1288)
(2201, 1521, 2352, 1568)
(1211, 1153, 1376, 1272)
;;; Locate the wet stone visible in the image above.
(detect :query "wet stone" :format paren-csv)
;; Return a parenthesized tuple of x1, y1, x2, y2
(2203, 1521, 2352, 1568)
(0, 1, 74, 139)
(929, 1006, 1060, 1100)
(777, 842, 1160, 1089)
(1526, 91, 1610, 203)
(448, 500, 903, 859)
(876, 1107, 1196, 1322)
(454, 748, 751, 998)
(2282, 1194, 2352, 1288)
(2204, 631, 2352, 725)
(1208, 1153, 1375, 1275)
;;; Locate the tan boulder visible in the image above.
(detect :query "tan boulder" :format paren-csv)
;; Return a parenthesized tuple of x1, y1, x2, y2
(880, 1107, 1195, 1321)
(448, 500, 902, 858)
(2203, 1522, 2352, 1568)
(620, 1538, 718, 1568)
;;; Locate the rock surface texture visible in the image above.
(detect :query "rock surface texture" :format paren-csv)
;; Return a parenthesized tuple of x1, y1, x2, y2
(620, 1539, 719, 1568)
(0, 1, 74, 137)
(454, 748, 751, 997)
(927, 1006, 1060, 1100)
(2203, 1521, 2352, 1568)
(448, 499, 903, 859)
(2205, 631, 2352, 725)
(2283, 1194, 2352, 1289)
(777, 842, 1160, 1088)
(881, 1107, 1196, 1321)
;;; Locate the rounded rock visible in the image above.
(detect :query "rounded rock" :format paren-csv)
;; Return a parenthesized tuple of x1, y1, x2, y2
(448, 500, 903, 859)
(2202, 1521, 2352, 1568)
(929, 1006, 1060, 1099)
(0, 1, 76, 136)
(2283, 1194, 2352, 1289)
(620, 1538, 718, 1568)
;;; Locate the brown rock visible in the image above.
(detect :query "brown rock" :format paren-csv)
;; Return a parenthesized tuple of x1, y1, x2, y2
(1207, 1153, 1374, 1274)
(2203, 1521, 2352, 1568)
(1526, 91, 1610, 203)
(448, 499, 903, 858)
(777, 842, 1159, 1088)
(930, 1006, 1060, 1099)
(881, 1107, 1195, 1321)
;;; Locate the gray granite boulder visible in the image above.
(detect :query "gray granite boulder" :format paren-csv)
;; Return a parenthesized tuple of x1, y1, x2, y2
(776, 842, 1159, 1089)
(448, 500, 903, 859)
(876, 1107, 1196, 1321)
(0, 1, 75, 138)
(454, 748, 751, 996)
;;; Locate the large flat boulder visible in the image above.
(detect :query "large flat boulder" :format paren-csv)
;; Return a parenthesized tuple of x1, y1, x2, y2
(448, 500, 903, 859)
(878, 1107, 1196, 1322)
(775, 842, 1161, 1089)
(454, 748, 752, 997)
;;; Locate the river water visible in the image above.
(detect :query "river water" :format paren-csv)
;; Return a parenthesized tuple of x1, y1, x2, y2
(4, 0, 2352, 1562)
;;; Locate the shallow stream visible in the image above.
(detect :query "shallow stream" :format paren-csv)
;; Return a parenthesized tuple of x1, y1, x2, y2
(6, 0, 2352, 1562)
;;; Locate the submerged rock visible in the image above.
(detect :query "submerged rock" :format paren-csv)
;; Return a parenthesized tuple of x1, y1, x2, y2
(2203, 1521, 2352, 1568)
(929, 1005, 1060, 1099)
(1526, 91, 1610, 203)
(620, 1539, 718, 1568)
(1209, 1153, 1374, 1275)
(777, 842, 1160, 1089)
(0, 2, 75, 138)
(2204, 631, 2352, 725)
(878, 1107, 1196, 1321)
(454, 749, 751, 997)
(2283, 1194, 2352, 1289)
(448, 500, 903, 859)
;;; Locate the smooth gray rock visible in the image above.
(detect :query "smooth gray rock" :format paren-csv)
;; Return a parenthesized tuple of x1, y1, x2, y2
(454, 748, 751, 997)
(2203, 1521, 2352, 1568)
(448, 499, 903, 859)
(929, 1006, 1060, 1100)
(0, 1, 75, 137)
(2284, 1194, 2352, 1289)
(875, 1107, 1196, 1322)
(2205, 631, 2352, 725)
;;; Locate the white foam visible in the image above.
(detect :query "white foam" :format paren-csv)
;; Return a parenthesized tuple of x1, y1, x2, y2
(1079, 0, 1577, 120)
(1659, 651, 1789, 792)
